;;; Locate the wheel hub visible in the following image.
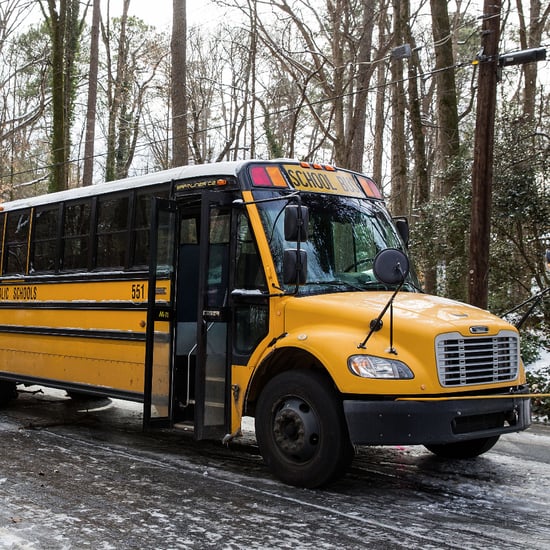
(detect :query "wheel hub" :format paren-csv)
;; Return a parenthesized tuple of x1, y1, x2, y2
(272, 397, 320, 462)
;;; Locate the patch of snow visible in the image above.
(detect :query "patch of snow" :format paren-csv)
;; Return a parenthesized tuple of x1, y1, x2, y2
(0, 529, 39, 549)
(525, 347, 550, 373)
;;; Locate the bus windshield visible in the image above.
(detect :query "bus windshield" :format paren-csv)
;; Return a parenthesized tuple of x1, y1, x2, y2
(255, 192, 418, 295)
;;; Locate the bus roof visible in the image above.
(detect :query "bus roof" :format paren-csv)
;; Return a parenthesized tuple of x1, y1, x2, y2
(0, 159, 381, 211)
(0, 161, 246, 211)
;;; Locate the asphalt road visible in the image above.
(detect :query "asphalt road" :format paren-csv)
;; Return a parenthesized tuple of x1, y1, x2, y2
(0, 388, 549, 549)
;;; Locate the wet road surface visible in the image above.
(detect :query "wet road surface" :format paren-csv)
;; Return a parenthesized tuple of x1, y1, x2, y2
(0, 388, 549, 549)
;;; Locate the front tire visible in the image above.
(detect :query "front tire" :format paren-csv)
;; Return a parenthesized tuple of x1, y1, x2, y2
(255, 369, 354, 488)
(424, 435, 500, 459)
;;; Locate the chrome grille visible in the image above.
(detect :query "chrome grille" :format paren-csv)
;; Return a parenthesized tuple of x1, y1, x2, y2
(435, 330, 519, 387)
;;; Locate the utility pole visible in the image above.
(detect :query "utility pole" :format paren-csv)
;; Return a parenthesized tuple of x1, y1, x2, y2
(468, 0, 502, 309)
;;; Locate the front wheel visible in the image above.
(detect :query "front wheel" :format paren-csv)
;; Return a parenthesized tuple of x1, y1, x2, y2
(255, 369, 354, 488)
(424, 435, 500, 459)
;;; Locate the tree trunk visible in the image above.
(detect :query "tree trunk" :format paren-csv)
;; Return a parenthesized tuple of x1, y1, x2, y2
(347, 1, 375, 172)
(82, 0, 100, 186)
(429, 0, 460, 197)
(45, 0, 68, 192)
(171, 0, 188, 167)
(429, 0, 464, 300)
(41, 0, 84, 192)
(372, 3, 388, 187)
(403, 0, 428, 210)
(516, 0, 550, 120)
(105, 0, 130, 181)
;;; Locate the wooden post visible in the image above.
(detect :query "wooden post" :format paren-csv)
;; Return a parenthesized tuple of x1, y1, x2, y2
(468, 0, 502, 309)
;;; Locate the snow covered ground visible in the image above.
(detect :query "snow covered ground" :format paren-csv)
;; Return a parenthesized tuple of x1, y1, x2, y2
(1, 389, 549, 550)
(526, 346, 550, 373)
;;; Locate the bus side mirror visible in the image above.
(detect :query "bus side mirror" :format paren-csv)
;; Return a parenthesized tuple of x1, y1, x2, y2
(373, 248, 410, 285)
(393, 217, 409, 247)
(284, 205, 309, 241)
(283, 249, 308, 285)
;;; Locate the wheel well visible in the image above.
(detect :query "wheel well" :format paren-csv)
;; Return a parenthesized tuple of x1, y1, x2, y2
(244, 347, 333, 416)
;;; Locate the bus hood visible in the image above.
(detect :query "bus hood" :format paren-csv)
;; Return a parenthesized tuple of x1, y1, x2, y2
(283, 291, 514, 338)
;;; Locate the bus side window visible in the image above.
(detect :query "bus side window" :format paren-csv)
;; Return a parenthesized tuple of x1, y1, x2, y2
(96, 194, 130, 269)
(4, 210, 30, 275)
(133, 193, 152, 267)
(32, 206, 60, 273)
(63, 201, 91, 271)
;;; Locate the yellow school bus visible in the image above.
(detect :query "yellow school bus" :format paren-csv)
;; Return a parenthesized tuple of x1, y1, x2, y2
(0, 160, 530, 487)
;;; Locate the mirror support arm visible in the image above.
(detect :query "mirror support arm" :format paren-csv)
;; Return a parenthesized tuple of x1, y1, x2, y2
(357, 279, 405, 350)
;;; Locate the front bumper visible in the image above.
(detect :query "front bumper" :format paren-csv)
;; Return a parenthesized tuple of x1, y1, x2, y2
(343, 388, 531, 445)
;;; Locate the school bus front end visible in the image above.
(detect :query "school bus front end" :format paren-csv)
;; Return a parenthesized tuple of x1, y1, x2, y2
(276, 291, 529, 446)
(241, 161, 530, 488)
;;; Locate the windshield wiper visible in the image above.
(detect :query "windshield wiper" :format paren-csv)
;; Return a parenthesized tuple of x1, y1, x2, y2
(302, 279, 420, 293)
(304, 280, 366, 292)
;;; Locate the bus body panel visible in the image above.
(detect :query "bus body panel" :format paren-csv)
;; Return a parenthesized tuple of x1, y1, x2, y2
(0, 332, 145, 396)
(278, 291, 525, 395)
(0, 277, 171, 399)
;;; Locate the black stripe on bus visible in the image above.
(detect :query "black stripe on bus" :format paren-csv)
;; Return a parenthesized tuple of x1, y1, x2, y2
(0, 325, 146, 341)
(0, 372, 144, 403)
(0, 271, 150, 285)
(0, 301, 149, 311)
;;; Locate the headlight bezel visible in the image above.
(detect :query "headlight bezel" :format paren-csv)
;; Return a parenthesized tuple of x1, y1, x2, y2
(347, 354, 414, 379)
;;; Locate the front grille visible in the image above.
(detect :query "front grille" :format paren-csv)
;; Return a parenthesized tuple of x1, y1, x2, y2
(435, 330, 519, 387)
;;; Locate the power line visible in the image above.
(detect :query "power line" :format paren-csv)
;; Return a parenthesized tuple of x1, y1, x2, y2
(0, 57, 478, 184)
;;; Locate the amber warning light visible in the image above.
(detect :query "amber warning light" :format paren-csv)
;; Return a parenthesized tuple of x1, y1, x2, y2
(250, 166, 289, 188)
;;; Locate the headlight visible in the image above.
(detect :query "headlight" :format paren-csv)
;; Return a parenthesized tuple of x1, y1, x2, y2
(348, 355, 414, 379)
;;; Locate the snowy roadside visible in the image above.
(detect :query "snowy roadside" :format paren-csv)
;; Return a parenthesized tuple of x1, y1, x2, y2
(525, 346, 550, 424)
(525, 346, 550, 373)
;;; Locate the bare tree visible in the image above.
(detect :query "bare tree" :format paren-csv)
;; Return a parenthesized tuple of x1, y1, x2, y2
(102, 0, 130, 181)
(0, 3, 49, 197)
(102, 4, 167, 180)
(403, 0, 429, 212)
(235, 0, 386, 170)
(515, 0, 550, 120)
(185, 29, 218, 163)
(371, 0, 390, 187)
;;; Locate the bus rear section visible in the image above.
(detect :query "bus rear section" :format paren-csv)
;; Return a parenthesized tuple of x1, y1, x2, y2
(0, 276, 158, 400)
(0, 175, 176, 404)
